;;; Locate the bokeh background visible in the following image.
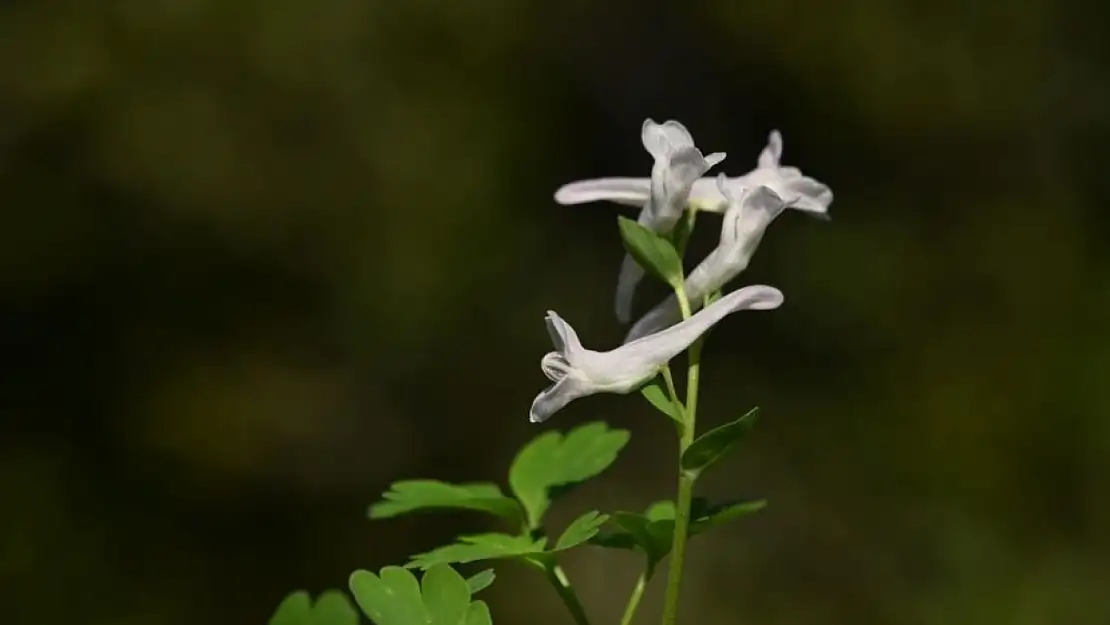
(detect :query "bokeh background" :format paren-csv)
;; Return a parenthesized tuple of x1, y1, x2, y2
(4, 1, 1109, 624)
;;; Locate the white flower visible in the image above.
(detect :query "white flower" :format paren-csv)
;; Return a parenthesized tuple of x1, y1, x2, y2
(734, 130, 831, 216)
(614, 119, 726, 324)
(554, 129, 832, 217)
(624, 176, 786, 343)
(529, 285, 783, 423)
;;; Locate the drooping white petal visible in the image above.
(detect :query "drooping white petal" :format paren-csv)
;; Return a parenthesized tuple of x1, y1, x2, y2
(624, 180, 787, 342)
(529, 285, 784, 423)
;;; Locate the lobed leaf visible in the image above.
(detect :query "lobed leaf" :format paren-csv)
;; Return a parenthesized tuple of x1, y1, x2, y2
(555, 510, 610, 550)
(407, 534, 547, 570)
(269, 591, 312, 625)
(350, 565, 495, 625)
(269, 590, 358, 625)
(590, 497, 765, 576)
(350, 567, 426, 625)
(509, 422, 629, 528)
(369, 480, 522, 523)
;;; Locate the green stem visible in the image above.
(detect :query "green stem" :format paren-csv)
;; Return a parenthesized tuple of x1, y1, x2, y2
(546, 564, 592, 625)
(660, 470, 696, 625)
(618, 569, 649, 625)
(661, 286, 700, 625)
(685, 339, 703, 428)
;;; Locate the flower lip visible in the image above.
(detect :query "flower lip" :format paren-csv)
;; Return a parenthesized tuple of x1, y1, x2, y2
(540, 351, 571, 382)
(641, 118, 694, 159)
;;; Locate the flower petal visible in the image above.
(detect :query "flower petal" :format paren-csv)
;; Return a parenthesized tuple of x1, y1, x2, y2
(658, 121, 694, 150)
(617, 129, 725, 324)
(704, 151, 727, 169)
(619, 285, 783, 355)
(532, 286, 784, 422)
(624, 186, 786, 342)
(687, 177, 729, 211)
(780, 176, 834, 215)
(553, 178, 652, 206)
(615, 253, 645, 324)
(663, 147, 720, 208)
(623, 294, 681, 344)
(757, 130, 783, 169)
(552, 177, 730, 213)
(544, 310, 584, 358)
(729, 171, 832, 216)
(642, 119, 695, 160)
(530, 376, 593, 423)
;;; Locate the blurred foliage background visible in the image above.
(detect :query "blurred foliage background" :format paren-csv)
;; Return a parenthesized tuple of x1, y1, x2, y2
(3, 0, 1109, 624)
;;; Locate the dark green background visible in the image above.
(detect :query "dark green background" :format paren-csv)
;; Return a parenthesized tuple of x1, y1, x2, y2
(3, 1, 1108, 624)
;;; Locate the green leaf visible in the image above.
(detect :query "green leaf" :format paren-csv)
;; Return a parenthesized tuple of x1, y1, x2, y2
(465, 601, 493, 625)
(312, 591, 359, 625)
(644, 500, 676, 521)
(465, 569, 496, 595)
(270, 591, 358, 625)
(614, 512, 672, 565)
(689, 499, 767, 535)
(509, 421, 630, 528)
(408, 533, 547, 570)
(350, 567, 426, 625)
(555, 510, 610, 550)
(639, 380, 683, 424)
(680, 407, 760, 477)
(617, 216, 684, 288)
(422, 565, 471, 625)
(351, 565, 496, 625)
(369, 480, 522, 523)
(410, 513, 611, 571)
(270, 591, 312, 625)
(590, 497, 765, 576)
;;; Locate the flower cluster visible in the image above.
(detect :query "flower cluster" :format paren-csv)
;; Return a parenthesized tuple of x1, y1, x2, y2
(531, 120, 833, 423)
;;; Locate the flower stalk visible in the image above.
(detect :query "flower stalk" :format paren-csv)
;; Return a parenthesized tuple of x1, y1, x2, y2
(660, 285, 699, 625)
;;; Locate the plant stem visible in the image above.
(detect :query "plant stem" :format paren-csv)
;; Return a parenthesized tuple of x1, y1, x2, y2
(619, 569, 649, 625)
(685, 339, 703, 429)
(661, 287, 700, 625)
(660, 469, 696, 625)
(546, 563, 592, 625)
